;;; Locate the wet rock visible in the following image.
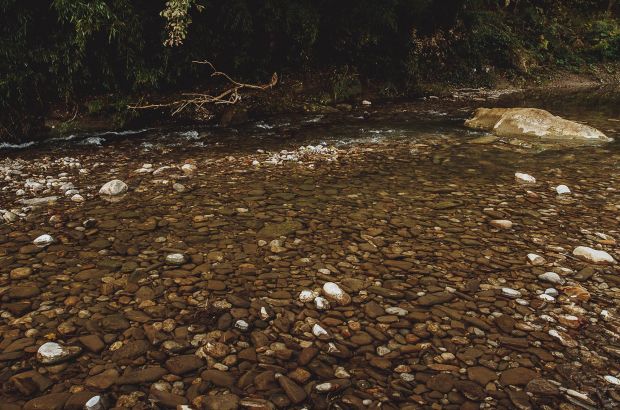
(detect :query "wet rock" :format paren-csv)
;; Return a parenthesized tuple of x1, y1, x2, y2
(36, 342, 82, 365)
(99, 179, 128, 196)
(276, 374, 307, 404)
(417, 292, 454, 306)
(116, 366, 167, 384)
(165, 253, 186, 265)
(78, 334, 105, 353)
(323, 282, 351, 305)
(538, 271, 565, 285)
(9, 267, 32, 279)
(427, 373, 455, 393)
(165, 354, 204, 375)
(33, 234, 54, 247)
(23, 392, 71, 410)
(202, 394, 240, 410)
(525, 378, 561, 396)
(454, 380, 486, 401)
(10, 370, 52, 395)
(467, 366, 498, 386)
(67, 393, 102, 410)
(572, 246, 615, 264)
(515, 172, 536, 184)
(465, 107, 611, 142)
(499, 367, 539, 386)
(490, 219, 513, 229)
(257, 220, 303, 239)
(111, 340, 150, 361)
(85, 368, 119, 389)
(201, 369, 235, 387)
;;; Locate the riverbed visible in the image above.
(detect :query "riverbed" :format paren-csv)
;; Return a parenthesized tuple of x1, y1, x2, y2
(0, 88, 619, 409)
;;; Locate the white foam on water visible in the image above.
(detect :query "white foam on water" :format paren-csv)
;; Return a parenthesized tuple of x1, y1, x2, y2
(0, 141, 36, 150)
(179, 130, 200, 139)
(80, 136, 105, 146)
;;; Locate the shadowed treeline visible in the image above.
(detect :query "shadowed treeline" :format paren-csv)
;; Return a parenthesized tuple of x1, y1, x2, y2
(1, 0, 618, 141)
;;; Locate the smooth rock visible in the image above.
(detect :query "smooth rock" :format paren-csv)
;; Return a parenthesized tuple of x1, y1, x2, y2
(99, 179, 128, 196)
(465, 107, 611, 142)
(572, 246, 615, 264)
(33, 234, 54, 247)
(36, 342, 82, 365)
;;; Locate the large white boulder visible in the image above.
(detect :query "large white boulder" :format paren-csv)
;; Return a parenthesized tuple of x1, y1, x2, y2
(573, 246, 615, 264)
(465, 108, 611, 142)
(99, 179, 128, 196)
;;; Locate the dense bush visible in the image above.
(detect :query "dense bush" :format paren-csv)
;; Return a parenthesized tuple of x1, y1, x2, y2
(0, 0, 618, 140)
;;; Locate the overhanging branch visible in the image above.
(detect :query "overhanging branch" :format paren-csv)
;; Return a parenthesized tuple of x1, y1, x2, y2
(129, 61, 277, 115)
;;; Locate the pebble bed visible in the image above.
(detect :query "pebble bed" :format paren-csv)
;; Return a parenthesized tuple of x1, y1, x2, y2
(0, 115, 619, 410)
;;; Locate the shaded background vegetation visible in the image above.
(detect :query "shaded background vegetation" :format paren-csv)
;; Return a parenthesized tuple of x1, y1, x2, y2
(1, 0, 619, 141)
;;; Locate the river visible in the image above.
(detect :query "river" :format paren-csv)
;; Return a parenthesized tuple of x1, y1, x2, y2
(0, 87, 619, 409)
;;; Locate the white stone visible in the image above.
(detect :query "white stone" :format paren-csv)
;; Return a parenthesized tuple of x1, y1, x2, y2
(36, 342, 81, 364)
(385, 307, 408, 316)
(312, 324, 329, 337)
(235, 320, 249, 331)
(544, 288, 559, 297)
(572, 246, 615, 264)
(99, 179, 128, 196)
(181, 163, 197, 175)
(299, 290, 318, 303)
(362, 100, 372, 106)
(490, 219, 513, 229)
(85, 395, 104, 410)
(527, 253, 545, 266)
(315, 382, 336, 392)
(334, 366, 350, 378)
(515, 172, 536, 184)
(314, 296, 330, 310)
(538, 271, 565, 285)
(33, 234, 54, 247)
(376, 346, 391, 356)
(501, 287, 521, 298)
(165, 253, 186, 265)
(604, 375, 620, 385)
(71, 194, 84, 202)
(323, 282, 351, 305)
(556, 185, 571, 195)
(465, 107, 611, 141)
(548, 329, 578, 348)
(539, 294, 555, 302)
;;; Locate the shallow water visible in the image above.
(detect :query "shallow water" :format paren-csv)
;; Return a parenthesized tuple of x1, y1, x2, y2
(0, 88, 619, 409)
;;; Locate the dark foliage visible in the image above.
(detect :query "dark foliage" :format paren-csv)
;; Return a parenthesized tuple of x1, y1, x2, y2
(1, 0, 618, 140)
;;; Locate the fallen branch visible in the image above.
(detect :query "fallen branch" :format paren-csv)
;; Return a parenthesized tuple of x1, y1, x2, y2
(129, 61, 277, 115)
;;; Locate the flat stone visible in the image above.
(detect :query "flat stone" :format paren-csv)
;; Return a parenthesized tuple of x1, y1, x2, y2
(277, 374, 307, 404)
(116, 366, 167, 385)
(201, 369, 234, 387)
(202, 394, 240, 410)
(111, 340, 150, 361)
(525, 378, 561, 396)
(257, 220, 303, 239)
(23, 393, 71, 410)
(78, 335, 105, 353)
(500, 367, 539, 386)
(427, 373, 455, 393)
(417, 292, 454, 306)
(165, 354, 204, 375)
(467, 366, 497, 386)
(85, 369, 119, 389)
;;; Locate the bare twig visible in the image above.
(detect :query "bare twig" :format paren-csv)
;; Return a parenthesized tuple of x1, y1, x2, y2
(128, 61, 277, 115)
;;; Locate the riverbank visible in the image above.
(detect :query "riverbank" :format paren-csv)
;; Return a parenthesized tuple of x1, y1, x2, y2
(29, 62, 620, 145)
